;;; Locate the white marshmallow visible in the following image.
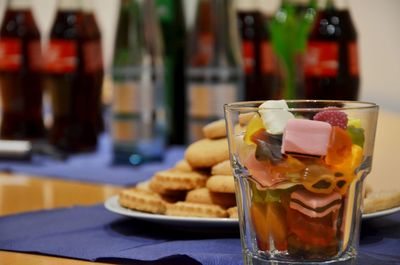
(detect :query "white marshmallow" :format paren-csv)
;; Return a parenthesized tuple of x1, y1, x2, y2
(259, 100, 294, 134)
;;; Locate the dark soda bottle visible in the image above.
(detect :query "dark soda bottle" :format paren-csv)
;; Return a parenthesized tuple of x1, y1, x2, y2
(0, 0, 45, 140)
(237, 0, 280, 101)
(82, 0, 104, 134)
(304, 0, 359, 100)
(44, 0, 97, 152)
(237, 0, 260, 101)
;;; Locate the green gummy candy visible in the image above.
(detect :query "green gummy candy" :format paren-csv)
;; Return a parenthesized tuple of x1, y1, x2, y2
(347, 126, 365, 147)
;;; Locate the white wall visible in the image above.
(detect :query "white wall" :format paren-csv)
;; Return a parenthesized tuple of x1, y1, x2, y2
(0, 0, 399, 112)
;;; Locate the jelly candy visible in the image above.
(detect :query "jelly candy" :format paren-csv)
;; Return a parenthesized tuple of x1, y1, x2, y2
(325, 127, 352, 166)
(251, 201, 288, 251)
(251, 129, 283, 164)
(347, 126, 365, 148)
(244, 114, 265, 145)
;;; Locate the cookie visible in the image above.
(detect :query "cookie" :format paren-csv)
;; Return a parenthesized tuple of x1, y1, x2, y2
(239, 112, 256, 126)
(166, 201, 228, 218)
(119, 188, 167, 214)
(363, 190, 400, 214)
(211, 160, 232, 176)
(206, 175, 236, 194)
(135, 180, 151, 191)
(174, 159, 193, 172)
(185, 138, 229, 169)
(149, 170, 208, 192)
(202, 119, 226, 139)
(227, 206, 238, 219)
(185, 187, 236, 208)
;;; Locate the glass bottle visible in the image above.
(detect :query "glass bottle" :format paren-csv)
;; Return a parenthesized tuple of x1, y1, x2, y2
(81, 0, 104, 134)
(112, 0, 166, 165)
(186, 0, 243, 143)
(269, 0, 316, 99)
(0, 0, 45, 140)
(304, 0, 359, 100)
(155, 0, 186, 145)
(237, 0, 280, 101)
(44, 0, 98, 153)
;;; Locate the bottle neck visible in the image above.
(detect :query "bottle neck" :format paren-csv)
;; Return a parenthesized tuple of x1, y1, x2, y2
(8, 0, 31, 10)
(57, 0, 82, 11)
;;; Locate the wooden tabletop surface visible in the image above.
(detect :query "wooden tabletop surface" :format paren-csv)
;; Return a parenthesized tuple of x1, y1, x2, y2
(0, 109, 399, 265)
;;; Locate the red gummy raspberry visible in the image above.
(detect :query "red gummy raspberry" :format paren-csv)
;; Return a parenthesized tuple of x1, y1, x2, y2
(313, 108, 348, 129)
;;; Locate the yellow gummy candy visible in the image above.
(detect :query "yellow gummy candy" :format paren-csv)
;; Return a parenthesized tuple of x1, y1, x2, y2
(331, 144, 363, 175)
(244, 114, 265, 145)
(347, 118, 362, 128)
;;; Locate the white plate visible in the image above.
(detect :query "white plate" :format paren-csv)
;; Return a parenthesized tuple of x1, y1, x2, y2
(362, 205, 400, 220)
(104, 195, 238, 228)
(104, 195, 400, 226)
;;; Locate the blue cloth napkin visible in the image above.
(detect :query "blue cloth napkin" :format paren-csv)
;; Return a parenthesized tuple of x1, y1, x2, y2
(0, 205, 399, 265)
(0, 135, 185, 186)
(0, 205, 242, 265)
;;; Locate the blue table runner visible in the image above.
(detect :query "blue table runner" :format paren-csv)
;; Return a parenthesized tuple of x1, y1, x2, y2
(0, 205, 399, 265)
(0, 135, 184, 186)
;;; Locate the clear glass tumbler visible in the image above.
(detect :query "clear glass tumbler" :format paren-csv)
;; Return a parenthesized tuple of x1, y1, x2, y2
(224, 100, 379, 264)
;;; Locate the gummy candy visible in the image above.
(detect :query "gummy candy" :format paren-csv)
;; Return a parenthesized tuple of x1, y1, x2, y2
(313, 108, 348, 129)
(251, 129, 283, 164)
(325, 127, 352, 166)
(347, 126, 365, 148)
(244, 114, 265, 145)
(251, 202, 288, 251)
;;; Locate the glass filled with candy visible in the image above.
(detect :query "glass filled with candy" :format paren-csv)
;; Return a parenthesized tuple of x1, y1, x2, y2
(224, 100, 378, 264)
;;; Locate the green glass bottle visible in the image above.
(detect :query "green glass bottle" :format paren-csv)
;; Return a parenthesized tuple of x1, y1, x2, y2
(112, 0, 166, 165)
(269, 0, 316, 99)
(156, 0, 186, 145)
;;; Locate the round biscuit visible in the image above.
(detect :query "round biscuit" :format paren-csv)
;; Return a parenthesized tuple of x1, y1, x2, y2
(239, 112, 257, 126)
(119, 188, 166, 214)
(166, 201, 228, 218)
(174, 160, 193, 172)
(206, 175, 236, 193)
(227, 206, 238, 219)
(185, 187, 236, 208)
(150, 170, 208, 191)
(185, 138, 229, 169)
(211, 160, 232, 176)
(363, 190, 400, 214)
(202, 119, 226, 139)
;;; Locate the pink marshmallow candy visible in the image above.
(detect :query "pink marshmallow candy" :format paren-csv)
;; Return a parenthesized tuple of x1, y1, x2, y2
(282, 119, 332, 156)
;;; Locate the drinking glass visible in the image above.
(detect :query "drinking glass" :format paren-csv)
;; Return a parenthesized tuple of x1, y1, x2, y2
(224, 100, 378, 264)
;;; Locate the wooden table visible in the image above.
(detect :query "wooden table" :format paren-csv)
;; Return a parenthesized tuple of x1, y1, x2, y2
(0, 174, 122, 264)
(0, 109, 398, 264)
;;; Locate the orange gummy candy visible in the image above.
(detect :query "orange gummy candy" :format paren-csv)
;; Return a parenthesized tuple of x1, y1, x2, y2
(251, 202, 288, 252)
(325, 127, 352, 166)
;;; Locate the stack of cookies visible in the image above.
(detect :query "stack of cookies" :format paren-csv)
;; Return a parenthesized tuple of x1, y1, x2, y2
(119, 119, 238, 218)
